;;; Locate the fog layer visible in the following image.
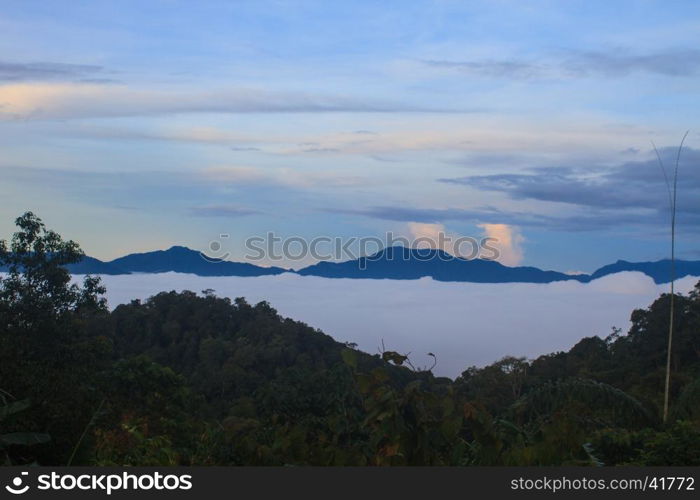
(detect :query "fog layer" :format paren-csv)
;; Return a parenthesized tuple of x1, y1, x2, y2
(76, 272, 700, 378)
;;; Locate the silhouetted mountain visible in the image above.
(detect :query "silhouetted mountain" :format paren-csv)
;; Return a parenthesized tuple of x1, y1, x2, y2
(589, 259, 700, 284)
(0, 255, 128, 275)
(18, 245, 696, 284)
(68, 256, 129, 275)
(107, 246, 286, 276)
(296, 246, 586, 283)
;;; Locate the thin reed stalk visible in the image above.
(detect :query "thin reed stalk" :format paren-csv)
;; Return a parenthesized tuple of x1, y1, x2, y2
(652, 130, 689, 424)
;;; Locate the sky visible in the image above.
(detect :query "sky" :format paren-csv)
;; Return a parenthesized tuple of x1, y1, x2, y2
(1, 0, 699, 272)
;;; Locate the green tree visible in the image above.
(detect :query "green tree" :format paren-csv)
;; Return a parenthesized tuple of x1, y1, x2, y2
(0, 212, 111, 464)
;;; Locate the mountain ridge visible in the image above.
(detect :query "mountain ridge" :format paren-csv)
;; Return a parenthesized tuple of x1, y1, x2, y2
(28, 244, 700, 284)
(106, 245, 287, 277)
(296, 246, 584, 283)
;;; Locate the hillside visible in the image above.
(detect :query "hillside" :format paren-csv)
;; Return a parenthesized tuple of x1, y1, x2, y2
(2, 213, 699, 466)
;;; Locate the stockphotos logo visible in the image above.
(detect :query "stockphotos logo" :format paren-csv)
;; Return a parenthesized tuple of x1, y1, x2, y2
(3, 471, 193, 496)
(5, 472, 29, 495)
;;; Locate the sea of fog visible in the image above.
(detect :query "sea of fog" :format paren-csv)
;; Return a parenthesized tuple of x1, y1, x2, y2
(70, 272, 699, 378)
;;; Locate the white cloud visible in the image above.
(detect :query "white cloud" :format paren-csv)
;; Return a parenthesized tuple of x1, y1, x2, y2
(478, 223, 524, 266)
(0, 82, 435, 120)
(0, 83, 668, 160)
(407, 222, 453, 250)
(405, 222, 482, 258)
(73, 272, 700, 378)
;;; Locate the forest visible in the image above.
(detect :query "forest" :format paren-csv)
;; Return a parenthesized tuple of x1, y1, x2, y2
(1, 212, 699, 466)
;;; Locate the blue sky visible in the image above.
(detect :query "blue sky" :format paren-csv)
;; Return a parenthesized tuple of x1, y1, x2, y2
(0, 0, 698, 271)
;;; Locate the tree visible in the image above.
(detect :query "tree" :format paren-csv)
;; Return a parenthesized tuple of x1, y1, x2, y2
(0, 212, 111, 464)
(0, 211, 107, 324)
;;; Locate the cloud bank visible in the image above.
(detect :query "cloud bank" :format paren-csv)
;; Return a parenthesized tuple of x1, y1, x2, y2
(0, 61, 105, 82)
(441, 148, 700, 212)
(422, 48, 700, 80)
(0, 82, 461, 120)
(75, 272, 700, 378)
(437, 147, 700, 230)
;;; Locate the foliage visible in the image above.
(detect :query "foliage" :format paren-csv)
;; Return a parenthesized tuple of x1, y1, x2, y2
(0, 212, 111, 464)
(588, 421, 700, 466)
(0, 393, 50, 465)
(1, 212, 699, 466)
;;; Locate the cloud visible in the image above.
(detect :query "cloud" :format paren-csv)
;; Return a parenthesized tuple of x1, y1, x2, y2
(0, 82, 465, 120)
(478, 223, 524, 266)
(49, 119, 639, 160)
(326, 205, 564, 229)
(405, 222, 509, 261)
(79, 272, 700, 378)
(407, 222, 447, 241)
(422, 59, 544, 79)
(440, 147, 700, 216)
(0, 61, 106, 82)
(52, 124, 268, 148)
(422, 48, 700, 79)
(325, 206, 488, 224)
(203, 166, 370, 189)
(301, 147, 341, 153)
(564, 49, 700, 77)
(324, 199, 700, 233)
(406, 222, 464, 254)
(3, 162, 370, 196)
(190, 205, 262, 217)
(433, 146, 700, 233)
(621, 147, 640, 155)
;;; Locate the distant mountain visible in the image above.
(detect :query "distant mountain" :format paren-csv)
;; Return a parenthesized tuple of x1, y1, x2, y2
(7, 244, 696, 284)
(296, 246, 586, 283)
(589, 259, 700, 284)
(107, 245, 286, 277)
(296, 249, 700, 284)
(0, 255, 127, 275)
(68, 256, 128, 275)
